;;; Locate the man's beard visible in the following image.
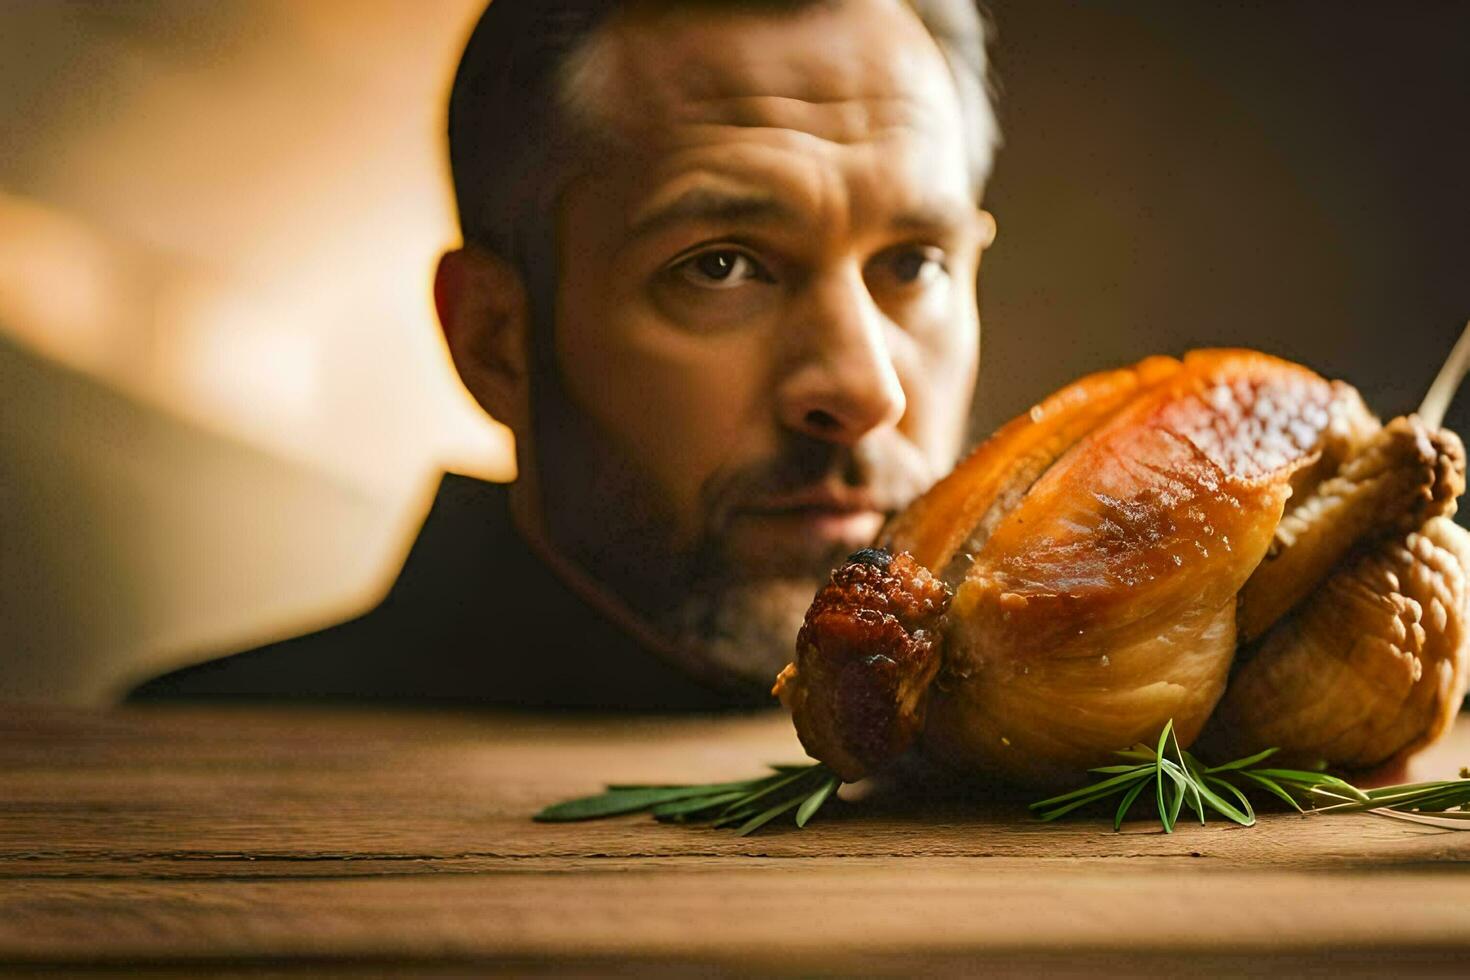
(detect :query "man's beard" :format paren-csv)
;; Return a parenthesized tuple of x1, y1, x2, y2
(529, 373, 937, 695)
(658, 575, 832, 695)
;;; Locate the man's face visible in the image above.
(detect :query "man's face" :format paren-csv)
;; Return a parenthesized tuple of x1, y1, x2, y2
(532, 0, 991, 689)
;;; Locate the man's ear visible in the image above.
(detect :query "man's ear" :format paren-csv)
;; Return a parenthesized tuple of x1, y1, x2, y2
(434, 245, 533, 438)
(977, 208, 998, 250)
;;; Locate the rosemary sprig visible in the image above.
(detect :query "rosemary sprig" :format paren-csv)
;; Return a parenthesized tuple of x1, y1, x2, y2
(534, 762, 842, 835)
(532, 723, 1470, 835)
(1029, 723, 1470, 833)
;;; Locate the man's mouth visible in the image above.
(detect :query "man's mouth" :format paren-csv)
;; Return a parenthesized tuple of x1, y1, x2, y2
(732, 487, 887, 550)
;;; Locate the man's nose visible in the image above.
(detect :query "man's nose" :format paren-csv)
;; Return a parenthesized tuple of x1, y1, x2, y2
(777, 268, 907, 446)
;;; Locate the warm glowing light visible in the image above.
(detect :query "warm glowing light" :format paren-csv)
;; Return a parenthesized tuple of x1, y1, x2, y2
(0, 1, 514, 700)
(0, 0, 513, 500)
(0, 192, 127, 373)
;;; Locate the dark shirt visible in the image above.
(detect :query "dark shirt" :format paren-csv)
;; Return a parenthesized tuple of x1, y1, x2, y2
(128, 474, 763, 711)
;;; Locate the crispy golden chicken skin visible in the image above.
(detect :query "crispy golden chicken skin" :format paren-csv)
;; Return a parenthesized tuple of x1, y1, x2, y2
(777, 348, 1470, 787)
(879, 355, 1181, 578)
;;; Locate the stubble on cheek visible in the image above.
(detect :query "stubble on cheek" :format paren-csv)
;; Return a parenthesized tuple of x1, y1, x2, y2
(528, 381, 809, 690)
(661, 575, 823, 689)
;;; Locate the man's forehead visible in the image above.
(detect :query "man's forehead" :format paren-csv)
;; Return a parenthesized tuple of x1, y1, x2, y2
(564, 0, 961, 150)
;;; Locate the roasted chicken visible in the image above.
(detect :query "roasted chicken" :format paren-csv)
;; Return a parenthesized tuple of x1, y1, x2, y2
(774, 347, 1470, 787)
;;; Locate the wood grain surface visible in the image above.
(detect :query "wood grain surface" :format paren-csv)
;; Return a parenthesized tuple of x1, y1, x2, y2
(2, 703, 1468, 976)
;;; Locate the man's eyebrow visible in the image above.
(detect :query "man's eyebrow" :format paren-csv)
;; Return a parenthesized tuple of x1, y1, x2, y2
(626, 187, 798, 240)
(888, 200, 976, 234)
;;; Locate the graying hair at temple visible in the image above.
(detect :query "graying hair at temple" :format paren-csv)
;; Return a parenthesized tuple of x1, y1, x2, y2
(446, 0, 1001, 284)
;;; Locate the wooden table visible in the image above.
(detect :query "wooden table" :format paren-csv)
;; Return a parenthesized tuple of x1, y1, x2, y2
(2, 704, 1468, 976)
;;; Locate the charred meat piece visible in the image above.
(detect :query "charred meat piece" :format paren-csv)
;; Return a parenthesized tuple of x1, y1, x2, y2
(774, 549, 951, 782)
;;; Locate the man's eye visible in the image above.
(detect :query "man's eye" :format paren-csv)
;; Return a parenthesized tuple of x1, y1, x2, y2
(885, 246, 947, 285)
(674, 249, 770, 289)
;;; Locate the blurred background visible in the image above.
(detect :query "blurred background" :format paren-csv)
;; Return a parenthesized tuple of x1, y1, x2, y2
(2, 1, 1467, 704)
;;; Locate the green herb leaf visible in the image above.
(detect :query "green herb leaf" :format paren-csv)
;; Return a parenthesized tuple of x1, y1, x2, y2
(737, 793, 809, 836)
(1113, 778, 1149, 830)
(796, 776, 841, 828)
(534, 763, 840, 834)
(1201, 775, 1255, 826)
(1030, 721, 1470, 833)
(650, 790, 751, 819)
(1203, 747, 1280, 773)
(1029, 766, 1152, 812)
(1238, 772, 1303, 813)
(533, 719, 1470, 838)
(535, 785, 727, 822)
(719, 767, 817, 815)
(1154, 720, 1175, 833)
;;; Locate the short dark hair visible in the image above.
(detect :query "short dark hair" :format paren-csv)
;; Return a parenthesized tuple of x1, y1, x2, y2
(447, 0, 998, 269)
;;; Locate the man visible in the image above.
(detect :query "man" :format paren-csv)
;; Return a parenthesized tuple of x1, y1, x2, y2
(130, 0, 999, 709)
